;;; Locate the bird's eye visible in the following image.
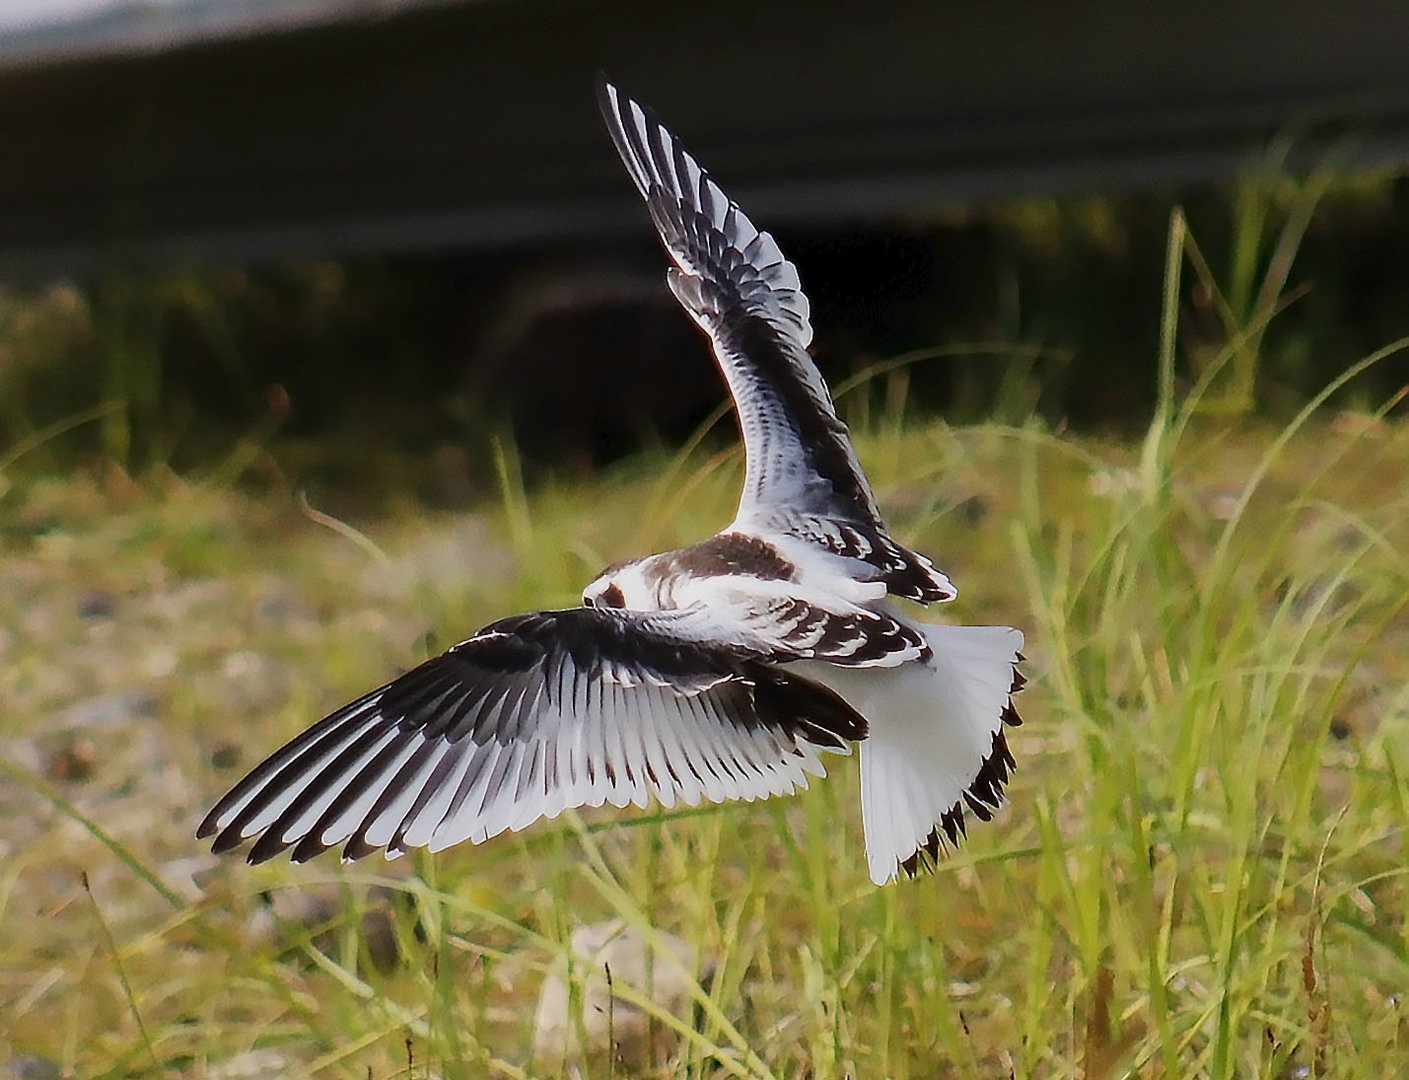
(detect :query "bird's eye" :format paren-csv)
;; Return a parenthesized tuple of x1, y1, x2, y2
(597, 583, 626, 609)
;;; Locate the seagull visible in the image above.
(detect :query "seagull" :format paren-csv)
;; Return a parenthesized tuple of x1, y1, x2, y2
(198, 79, 1025, 886)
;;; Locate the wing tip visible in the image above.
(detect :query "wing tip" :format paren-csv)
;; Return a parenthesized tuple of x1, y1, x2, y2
(200, 824, 385, 867)
(206, 826, 246, 857)
(593, 70, 620, 123)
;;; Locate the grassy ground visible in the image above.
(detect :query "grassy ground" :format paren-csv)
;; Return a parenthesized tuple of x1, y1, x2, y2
(2, 360, 1407, 1077)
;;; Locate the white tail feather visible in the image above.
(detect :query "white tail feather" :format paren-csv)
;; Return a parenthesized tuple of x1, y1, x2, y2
(804, 624, 1023, 885)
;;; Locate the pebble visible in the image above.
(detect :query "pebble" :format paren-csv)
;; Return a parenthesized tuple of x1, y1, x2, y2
(3, 1056, 61, 1080)
(75, 591, 115, 619)
(206, 1049, 291, 1079)
(43, 737, 96, 782)
(54, 690, 157, 731)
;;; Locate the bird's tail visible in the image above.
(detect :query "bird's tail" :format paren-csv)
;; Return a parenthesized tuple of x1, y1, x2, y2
(816, 624, 1025, 885)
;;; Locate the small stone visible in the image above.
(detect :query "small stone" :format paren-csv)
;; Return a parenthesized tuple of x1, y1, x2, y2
(159, 855, 222, 903)
(242, 883, 409, 975)
(210, 742, 242, 770)
(142, 645, 179, 679)
(4, 1056, 61, 1080)
(76, 591, 115, 619)
(246, 884, 343, 949)
(56, 690, 157, 730)
(256, 586, 311, 624)
(533, 919, 713, 1072)
(1206, 489, 1241, 521)
(219, 651, 269, 680)
(209, 651, 288, 713)
(360, 899, 402, 976)
(44, 737, 96, 782)
(957, 495, 989, 525)
(207, 1049, 290, 1079)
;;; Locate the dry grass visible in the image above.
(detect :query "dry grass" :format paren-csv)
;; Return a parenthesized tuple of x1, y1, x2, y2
(2, 368, 1408, 1077)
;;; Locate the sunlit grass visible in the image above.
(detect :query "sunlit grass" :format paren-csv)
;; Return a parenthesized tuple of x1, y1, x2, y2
(3, 213, 1408, 1075)
(2, 379, 1407, 1076)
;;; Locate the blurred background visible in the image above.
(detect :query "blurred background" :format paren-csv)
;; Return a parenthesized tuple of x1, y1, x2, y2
(5, 3, 1409, 1078)
(2, 0, 1407, 491)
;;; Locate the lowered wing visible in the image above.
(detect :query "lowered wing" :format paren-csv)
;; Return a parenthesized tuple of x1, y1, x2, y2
(198, 605, 866, 864)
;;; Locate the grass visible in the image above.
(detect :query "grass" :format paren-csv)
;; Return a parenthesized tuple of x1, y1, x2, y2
(2, 383, 1407, 1077)
(2, 217, 1408, 1075)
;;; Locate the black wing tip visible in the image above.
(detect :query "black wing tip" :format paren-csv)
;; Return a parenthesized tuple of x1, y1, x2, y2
(779, 605, 931, 668)
(812, 524, 954, 605)
(754, 667, 869, 746)
(900, 802, 969, 878)
(248, 830, 296, 865)
(968, 729, 1017, 807)
(899, 728, 1018, 879)
(1004, 656, 1026, 726)
(202, 826, 374, 866)
(1002, 701, 1023, 728)
(339, 834, 382, 863)
(892, 573, 957, 606)
(901, 805, 966, 878)
(207, 827, 247, 857)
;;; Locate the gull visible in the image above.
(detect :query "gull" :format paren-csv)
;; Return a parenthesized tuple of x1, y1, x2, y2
(198, 79, 1025, 886)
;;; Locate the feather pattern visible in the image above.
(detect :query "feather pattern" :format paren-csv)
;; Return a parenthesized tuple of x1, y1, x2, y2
(198, 607, 866, 863)
(597, 78, 954, 604)
(199, 81, 1025, 887)
(597, 80, 869, 521)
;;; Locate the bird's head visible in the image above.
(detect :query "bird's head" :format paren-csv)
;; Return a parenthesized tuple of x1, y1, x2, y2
(582, 559, 656, 611)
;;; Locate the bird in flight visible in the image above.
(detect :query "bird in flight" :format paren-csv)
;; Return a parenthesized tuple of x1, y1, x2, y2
(199, 79, 1025, 885)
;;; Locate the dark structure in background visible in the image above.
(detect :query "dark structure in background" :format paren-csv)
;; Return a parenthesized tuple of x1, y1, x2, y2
(3, 0, 1409, 464)
(4, 0, 1409, 274)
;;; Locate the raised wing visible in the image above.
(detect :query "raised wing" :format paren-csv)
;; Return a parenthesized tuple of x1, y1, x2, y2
(597, 79, 875, 522)
(597, 79, 955, 604)
(198, 606, 866, 864)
